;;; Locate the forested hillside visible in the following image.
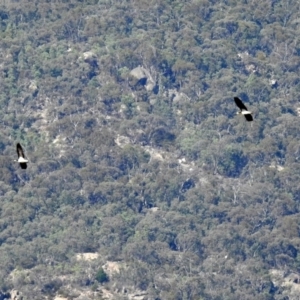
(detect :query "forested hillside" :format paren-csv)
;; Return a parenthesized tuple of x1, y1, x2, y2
(0, 0, 300, 299)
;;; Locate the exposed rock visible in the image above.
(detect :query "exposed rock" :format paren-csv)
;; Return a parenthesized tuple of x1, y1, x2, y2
(143, 146, 166, 161)
(245, 64, 257, 73)
(54, 296, 68, 300)
(118, 103, 127, 115)
(199, 177, 209, 185)
(277, 165, 284, 171)
(178, 157, 194, 172)
(269, 163, 284, 171)
(145, 82, 155, 92)
(29, 80, 38, 96)
(29, 80, 38, 92)
(269, 79, 278, 88)
(129, 66, 156, 92)
(81, 51, 98, 67)
(102, 261, 121, 276)
(10, 290, 23, 300)
(130, 66, 147, 82)
(74, 295, 91, 300)
(178, 157, 186, 164)
(136, 102, 150, 112)
(149, 97, 157, 105)
(173, 92, 186, 103)
(165, 88, 190, 103)
(52, 135, 67, 158)
(5, 53, 13, 61)
(164, 88, 176, 99)
(82, 51, 96, 61)
(100, 289, 114, 300)
(270, 269, 300, 298)
(75, 253, 99, 261)
(115, 134, 131, 148)
(237, 51, 249, 60)
(127, 290, 148, 300)
(237, 51, 259, 74)
(148, 207, 159, 213)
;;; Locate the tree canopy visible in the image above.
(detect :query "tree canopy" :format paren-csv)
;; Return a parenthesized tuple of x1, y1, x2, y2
(0, 0, 299, 299)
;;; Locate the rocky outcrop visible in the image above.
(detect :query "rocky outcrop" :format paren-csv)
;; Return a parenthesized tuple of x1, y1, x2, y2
(29, 80, 38, 96)
(10, 290, 23, 300)
(269, 79, 278, 88)
(270, 269, 300, 298)
(129, 66, 157, 92)
(165, 89, 190, 103)
(75, 253, 99, 261)
(81, 51, 98, 68)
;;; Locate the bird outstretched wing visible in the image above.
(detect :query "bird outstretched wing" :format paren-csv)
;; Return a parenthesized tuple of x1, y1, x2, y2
(16, 143, 25, 159)
(244, 114, 253, 122)
(20, 162, 27, 169)
(234, 97, 248, 111)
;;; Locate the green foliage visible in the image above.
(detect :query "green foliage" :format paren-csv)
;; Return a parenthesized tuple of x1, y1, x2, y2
(0, 0, 299, 299)
(95, 267, 109, 284)
(218, 146, 248, 177)
(50, 67, 63, 78)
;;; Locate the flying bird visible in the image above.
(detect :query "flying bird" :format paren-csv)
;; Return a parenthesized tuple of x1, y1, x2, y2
(234, 97, 253, 122)
(16, 143, 28, 169)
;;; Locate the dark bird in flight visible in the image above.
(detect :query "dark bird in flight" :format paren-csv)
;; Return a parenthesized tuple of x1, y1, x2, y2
(16, 143, 28, 169)
(234, 97, 253, 122)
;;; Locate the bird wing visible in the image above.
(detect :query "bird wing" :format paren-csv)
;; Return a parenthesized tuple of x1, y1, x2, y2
(16, 143, 25, 159)
(20, 163, 27, 169)
(244, 114, 253, 122)
(234, 97, 248, 111)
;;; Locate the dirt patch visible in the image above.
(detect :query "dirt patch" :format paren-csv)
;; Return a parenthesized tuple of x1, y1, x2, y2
(76, 253, 99, 261)
(102, 261, 121, 276)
